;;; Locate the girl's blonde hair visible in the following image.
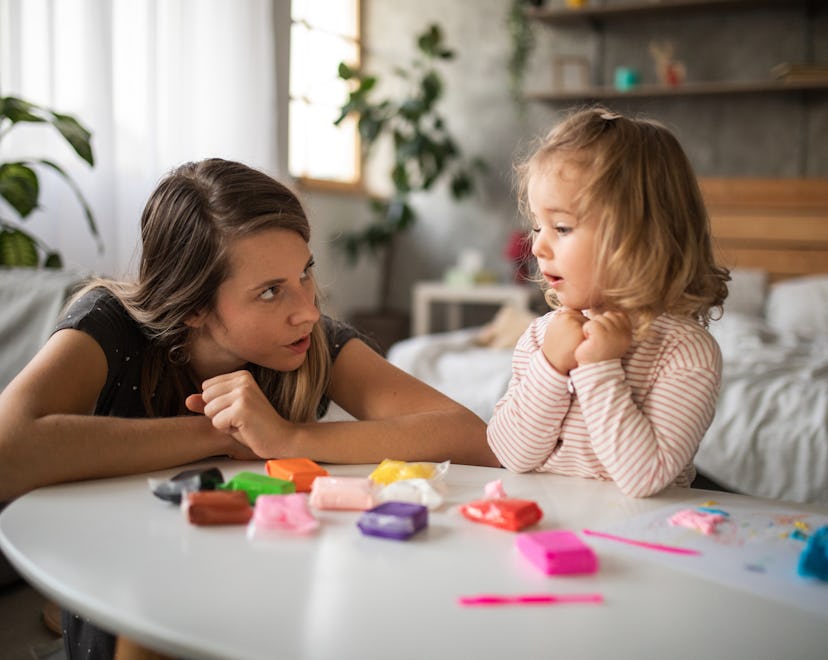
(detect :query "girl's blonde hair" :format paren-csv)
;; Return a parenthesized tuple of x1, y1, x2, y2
(516, 106, 729, 330)
(74, 158, 329, 421)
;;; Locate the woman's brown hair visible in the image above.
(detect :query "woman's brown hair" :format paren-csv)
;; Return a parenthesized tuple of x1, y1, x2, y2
(76, 158, 330, 420)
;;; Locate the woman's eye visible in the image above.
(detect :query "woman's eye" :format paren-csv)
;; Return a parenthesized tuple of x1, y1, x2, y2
(301, 260, 315, 282)
(260, 286, 278, 301)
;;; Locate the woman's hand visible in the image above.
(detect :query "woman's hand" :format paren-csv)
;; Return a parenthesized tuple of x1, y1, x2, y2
(186, 370, 292, 458)
(542, 308, 588, 375)
(574, 311, 632, 365)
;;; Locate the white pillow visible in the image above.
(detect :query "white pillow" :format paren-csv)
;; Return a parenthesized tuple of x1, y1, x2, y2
(765, 275, 828, 338)
(723, 268, 767, 317)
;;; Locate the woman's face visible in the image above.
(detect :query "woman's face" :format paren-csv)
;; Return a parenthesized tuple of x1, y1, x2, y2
(187, 228, 320, 379)
(528, 157, 602, 312)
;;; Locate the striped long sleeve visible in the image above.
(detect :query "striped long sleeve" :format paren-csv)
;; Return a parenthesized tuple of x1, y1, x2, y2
(487, 311, 722, 497)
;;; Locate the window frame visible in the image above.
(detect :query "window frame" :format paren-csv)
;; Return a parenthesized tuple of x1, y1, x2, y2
(288, 0, 363, 193)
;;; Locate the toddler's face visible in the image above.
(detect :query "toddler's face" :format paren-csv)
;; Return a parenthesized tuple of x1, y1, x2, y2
(528, 157, 602, 312)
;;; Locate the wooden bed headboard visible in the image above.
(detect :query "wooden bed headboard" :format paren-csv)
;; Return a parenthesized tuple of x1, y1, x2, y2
(699, 178, 828, 282)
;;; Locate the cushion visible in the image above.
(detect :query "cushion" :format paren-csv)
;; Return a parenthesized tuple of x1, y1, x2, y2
(765, 275, 828, 338)
(475, 304, 536, 349)
(723, 268, 767, 318)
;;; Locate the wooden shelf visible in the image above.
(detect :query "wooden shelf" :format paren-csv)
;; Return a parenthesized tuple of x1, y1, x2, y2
(528, 0, 813, 26)
(526, 77, 828, 102)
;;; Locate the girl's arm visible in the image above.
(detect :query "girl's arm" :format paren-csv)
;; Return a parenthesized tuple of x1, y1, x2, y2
(573, 329, 721, 497)
(193, 338, 499, 467)
(0, 329, 251, 501)
(486, 314, 574, 472)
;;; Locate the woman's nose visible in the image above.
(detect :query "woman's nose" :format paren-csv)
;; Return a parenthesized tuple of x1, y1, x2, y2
(289, 288, 320, 325)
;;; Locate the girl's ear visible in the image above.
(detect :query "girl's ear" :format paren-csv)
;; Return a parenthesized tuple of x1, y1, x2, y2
(184, 309, 209, 328)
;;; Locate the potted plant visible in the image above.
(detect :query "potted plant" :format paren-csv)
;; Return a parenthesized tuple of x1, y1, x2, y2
(0, 95, 99, 267)
(334, 23, 486, 352)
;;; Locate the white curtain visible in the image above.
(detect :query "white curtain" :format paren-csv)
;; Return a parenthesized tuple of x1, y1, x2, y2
(0, 0, 286, 278)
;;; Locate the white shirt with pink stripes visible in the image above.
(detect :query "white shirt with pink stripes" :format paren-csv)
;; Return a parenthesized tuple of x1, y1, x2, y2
(487, 310, 722, 497)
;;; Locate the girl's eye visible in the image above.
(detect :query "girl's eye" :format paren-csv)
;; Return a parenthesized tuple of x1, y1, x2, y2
(555, 225, 572, 236)
(530, 225, 541, 234)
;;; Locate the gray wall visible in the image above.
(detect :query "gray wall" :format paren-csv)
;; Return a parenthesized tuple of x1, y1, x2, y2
(303, 0, 828, 325)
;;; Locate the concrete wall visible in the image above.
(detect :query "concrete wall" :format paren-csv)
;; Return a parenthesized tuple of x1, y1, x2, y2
(303, 0, 828, 325)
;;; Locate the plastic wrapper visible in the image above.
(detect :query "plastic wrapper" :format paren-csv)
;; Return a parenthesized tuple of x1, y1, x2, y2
(368, 459, 449, 486)
(247, 493, 319, 539)
(309, 476, 377, 511)
(149, 467, 224, 504)
(376, 478, 444, 510)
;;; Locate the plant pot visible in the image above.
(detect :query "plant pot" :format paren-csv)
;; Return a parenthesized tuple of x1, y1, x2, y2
(348, 309, 411, 356)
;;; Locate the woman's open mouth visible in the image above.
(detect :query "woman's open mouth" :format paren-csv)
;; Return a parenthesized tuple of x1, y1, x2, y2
(287, 335, 311, 354)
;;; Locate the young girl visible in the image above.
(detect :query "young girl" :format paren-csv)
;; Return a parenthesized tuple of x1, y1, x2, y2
(487, 107, 729, 498)
(0, 158, 497, 658)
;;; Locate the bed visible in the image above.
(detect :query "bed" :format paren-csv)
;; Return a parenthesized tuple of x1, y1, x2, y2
(386, 178, 828, 505)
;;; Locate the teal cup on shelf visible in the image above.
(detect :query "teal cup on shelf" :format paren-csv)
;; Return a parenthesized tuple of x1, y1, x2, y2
(614, 67, 640, 91)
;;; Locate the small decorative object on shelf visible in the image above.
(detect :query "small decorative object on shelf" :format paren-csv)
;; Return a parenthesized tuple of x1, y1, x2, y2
(771, 62, 828, 83)
(553, 56, 590, 92)
(649, 40, 687, 87)
(614, 66, 641, 92)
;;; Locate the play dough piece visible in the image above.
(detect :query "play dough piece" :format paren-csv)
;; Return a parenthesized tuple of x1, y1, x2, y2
(219, 471, 295, 504)
(459, 497, 543, 531)
(357, 502, 428, 540)
(247, 493, 318, 537)
(265, 458, 328, 492)
(369, 459, 436, 485)
(798, 525, 828, 581)
(515, 530, 599, 575)
(151, 466, 224, 504)
(309, 476, 377, 510)
(184, 490, 252, 525)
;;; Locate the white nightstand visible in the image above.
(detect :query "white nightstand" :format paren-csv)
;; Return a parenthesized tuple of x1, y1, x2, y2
(411, 281, 533, 335)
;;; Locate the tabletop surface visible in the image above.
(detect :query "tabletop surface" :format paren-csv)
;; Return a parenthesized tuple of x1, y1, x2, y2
(1, 461, 826, 660)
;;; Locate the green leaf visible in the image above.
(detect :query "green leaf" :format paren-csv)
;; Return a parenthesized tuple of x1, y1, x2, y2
(421, 72, 443, 106)
(52, 114, 94, 166)
(38, 159, 101, 248)
(0, 163, 39, 217)
(44, 252, 63, 268)
(0, 228, 39, 267)
(0, 96, 45, 124)
(337, 62, 355, 80)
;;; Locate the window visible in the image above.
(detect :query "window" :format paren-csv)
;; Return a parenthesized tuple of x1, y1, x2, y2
(289, 0, 361, 189)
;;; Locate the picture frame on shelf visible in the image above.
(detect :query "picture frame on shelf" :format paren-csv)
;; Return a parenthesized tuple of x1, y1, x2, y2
(553, 56, 590, 92)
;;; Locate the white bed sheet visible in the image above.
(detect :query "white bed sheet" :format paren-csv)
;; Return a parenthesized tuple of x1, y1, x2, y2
(696, 313, 828, 504)
(386, 327, 512, 423)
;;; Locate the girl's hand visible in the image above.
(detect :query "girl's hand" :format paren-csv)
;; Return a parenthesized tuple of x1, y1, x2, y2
(542, 308, 588, 375)
(574, 311, 633, 365)
(185, 370, 291, 457)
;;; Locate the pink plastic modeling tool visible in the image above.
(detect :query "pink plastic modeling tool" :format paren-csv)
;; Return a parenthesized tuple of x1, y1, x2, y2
(581, 529, 701, 556)
(458, 593, 604, 607)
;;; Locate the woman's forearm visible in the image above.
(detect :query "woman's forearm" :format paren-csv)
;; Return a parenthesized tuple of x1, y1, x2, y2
(0, 414, 237, 501)
(287, 408, 498, 467)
